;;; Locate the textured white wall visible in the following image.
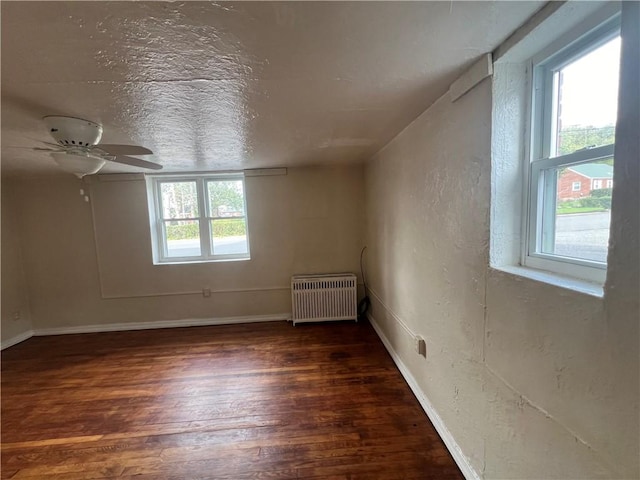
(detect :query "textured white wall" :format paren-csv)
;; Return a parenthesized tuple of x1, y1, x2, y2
(9, 166, 364, 330)
(1, 180, 33, 345)
(363, 4, 638, 476)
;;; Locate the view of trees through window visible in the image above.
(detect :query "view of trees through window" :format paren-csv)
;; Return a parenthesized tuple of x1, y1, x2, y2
(557, 125, 615, 157)
(159, 179, 248, 258)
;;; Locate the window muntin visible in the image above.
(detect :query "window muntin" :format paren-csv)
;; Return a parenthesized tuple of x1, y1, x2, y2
(526, 17, 620, 283)
(148, 174, 250, 263)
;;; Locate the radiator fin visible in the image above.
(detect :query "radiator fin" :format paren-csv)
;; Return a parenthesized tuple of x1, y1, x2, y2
(291, 274, 357, 325)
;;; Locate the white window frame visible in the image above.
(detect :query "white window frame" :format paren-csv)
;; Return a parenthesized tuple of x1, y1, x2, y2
(572, 181, 582, 192)
(524, 15, 620, 284)
(146, 173, 250, 264)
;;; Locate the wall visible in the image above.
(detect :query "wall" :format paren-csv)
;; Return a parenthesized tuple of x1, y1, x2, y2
(363, 3, 638, 478)
(1, 180, 33, 346)
(10, 165, 364, 331)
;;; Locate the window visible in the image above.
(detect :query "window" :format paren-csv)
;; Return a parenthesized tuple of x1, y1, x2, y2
(146, 174, 250, 263)
(525, 15, 620, 283)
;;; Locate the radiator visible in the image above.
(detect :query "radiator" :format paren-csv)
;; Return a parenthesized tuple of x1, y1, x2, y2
(291, 273, 358, 325)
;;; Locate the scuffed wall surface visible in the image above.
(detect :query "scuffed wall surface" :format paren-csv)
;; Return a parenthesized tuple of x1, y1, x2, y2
(365, 82, 493, 474)
(485, 271, 636, 477)
(1, 180, 33, 344)
(12, 166, 364, 329)
(364, 26, 638, 475)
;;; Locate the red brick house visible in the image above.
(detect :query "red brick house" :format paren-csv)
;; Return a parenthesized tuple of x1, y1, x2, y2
(558, 163, 613, 201)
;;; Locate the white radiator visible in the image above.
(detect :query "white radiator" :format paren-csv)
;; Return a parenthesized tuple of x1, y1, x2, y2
(291, 273, 358, 325)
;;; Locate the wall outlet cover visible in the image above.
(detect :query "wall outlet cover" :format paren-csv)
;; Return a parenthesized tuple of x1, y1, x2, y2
(414, 336, 427, 357)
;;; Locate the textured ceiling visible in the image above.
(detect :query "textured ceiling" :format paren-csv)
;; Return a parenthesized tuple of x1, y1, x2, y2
(1, 1, 543, 177)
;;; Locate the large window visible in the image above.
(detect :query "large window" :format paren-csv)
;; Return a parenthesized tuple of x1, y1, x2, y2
(147, 174, 250, 263)
(525, 16, 620, 283)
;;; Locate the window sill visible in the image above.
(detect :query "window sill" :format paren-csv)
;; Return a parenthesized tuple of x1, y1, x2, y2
(154, 257, 251, 266)
(491, 264, 604, 298)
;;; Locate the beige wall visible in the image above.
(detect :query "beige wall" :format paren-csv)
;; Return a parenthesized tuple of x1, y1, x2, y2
(9, 165, 364, 330)
(1, 180, 33, 344)
(2, 4, 637, 478)
(363, 3, 638, 478)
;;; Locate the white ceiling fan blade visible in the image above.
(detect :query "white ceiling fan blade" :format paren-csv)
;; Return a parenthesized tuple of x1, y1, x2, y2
(110, 155, 162, 170)
(97, 144, 153, 156)
(33, 146, 63, 152)
(3, 145, 56, 151)
(16, 137, 63, 148)
(40, 140, 64, 148)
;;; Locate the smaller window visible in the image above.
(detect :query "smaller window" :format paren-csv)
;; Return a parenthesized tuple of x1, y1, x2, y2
(146, 174, 250, 264)
(525, 15, 620, 283)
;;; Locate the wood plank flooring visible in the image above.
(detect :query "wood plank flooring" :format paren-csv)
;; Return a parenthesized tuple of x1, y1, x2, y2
(1, 320, 463, 479)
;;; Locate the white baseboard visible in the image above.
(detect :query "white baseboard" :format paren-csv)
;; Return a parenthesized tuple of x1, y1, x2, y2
(367, 312, 481, 480)
(1, 329, 35, 350)
(33, 313, 291, 337)
(2, 314, 291, 349)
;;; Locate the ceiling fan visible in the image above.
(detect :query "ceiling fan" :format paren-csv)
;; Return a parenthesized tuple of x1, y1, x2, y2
(33, 116, 162, 177)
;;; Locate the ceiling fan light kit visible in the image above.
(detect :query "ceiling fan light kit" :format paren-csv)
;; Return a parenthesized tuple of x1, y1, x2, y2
(34, 115, 161, 177)
(50, 152, 106, 178)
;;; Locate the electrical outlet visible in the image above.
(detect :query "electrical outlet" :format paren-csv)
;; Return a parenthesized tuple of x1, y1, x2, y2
(414, 335, 427, 358)
(12, 311, 21, 321)
(203, 288, 211, 298)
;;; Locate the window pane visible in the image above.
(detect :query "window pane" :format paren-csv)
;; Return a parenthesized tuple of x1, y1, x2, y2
(541, 160, 613, 263)
(207, 180, 245, 218)
(553, 36, 620, 157)
(165, 220, 201, 257)
(210, 218, 248, 255)
(160, 182, 199, 219)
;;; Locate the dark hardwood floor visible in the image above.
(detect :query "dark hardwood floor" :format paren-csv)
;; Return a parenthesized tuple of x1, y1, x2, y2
(1, 320, 463, 479)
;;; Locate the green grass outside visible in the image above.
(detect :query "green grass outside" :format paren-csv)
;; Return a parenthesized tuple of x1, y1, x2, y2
(556, 206, 607, 215)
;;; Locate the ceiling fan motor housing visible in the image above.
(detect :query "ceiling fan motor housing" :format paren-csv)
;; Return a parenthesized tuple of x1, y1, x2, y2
(43, 116, 103, 147)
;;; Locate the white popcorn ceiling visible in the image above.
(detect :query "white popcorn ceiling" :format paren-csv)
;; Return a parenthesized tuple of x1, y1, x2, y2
(1, 1, 543, 177)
